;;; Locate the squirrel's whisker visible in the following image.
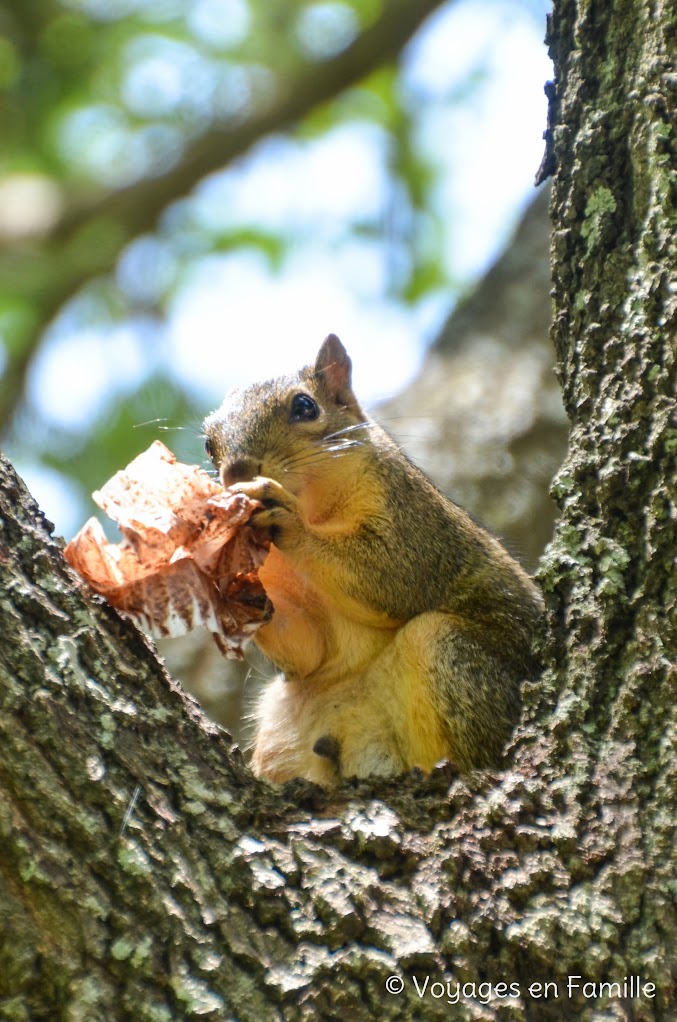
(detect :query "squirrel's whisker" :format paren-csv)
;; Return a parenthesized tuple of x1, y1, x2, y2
(281, 441, 362, 473)
(324, 421, 375, 442)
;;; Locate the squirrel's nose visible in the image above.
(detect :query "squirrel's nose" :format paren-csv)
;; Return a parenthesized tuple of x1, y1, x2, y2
(220, 456, 260, 487)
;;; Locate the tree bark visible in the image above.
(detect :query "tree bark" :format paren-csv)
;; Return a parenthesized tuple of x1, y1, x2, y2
(0, 1, 676, 1021)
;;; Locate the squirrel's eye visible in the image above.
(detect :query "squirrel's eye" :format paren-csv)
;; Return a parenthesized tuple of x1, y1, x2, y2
(290, 393, 320, 422)
(204, 436, 214, 460)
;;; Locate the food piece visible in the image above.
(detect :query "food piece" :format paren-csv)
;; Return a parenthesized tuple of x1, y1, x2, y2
(64, 441, 272, 658)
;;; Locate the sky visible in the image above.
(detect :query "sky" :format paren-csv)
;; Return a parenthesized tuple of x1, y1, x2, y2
(19, 0, 553, 537)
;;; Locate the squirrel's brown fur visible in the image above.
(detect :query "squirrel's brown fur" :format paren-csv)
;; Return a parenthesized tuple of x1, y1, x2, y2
(204, 335, 543, 784)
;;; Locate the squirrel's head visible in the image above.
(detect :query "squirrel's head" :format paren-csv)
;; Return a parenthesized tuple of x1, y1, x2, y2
(204, 334, 368, 492)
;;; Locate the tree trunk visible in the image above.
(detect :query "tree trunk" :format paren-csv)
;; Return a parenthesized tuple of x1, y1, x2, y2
(0, 1, 675, 1021)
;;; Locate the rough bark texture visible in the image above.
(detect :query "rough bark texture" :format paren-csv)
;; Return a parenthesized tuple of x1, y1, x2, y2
(0, 2, 676, 1021)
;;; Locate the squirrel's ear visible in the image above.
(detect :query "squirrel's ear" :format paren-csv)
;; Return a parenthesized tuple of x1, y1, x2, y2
(314, 334, 354, 405)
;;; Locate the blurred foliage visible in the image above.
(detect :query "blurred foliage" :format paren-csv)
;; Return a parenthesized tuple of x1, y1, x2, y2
(0, 0, 447, 515)
(0, 0, 549, 536)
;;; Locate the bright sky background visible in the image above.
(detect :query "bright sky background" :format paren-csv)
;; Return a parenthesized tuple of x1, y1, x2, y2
(20, 0, 553, 537)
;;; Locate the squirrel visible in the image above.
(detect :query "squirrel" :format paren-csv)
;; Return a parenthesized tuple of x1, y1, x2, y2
(203, 335, 543, 785)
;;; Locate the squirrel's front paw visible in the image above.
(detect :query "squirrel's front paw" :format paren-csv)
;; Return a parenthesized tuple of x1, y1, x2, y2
(229, 477, 301, 539)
